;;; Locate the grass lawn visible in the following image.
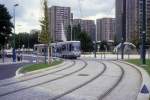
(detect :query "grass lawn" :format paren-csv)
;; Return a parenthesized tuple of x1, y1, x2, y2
(20, 60, 63, 73)
(126, 59, 150, 75)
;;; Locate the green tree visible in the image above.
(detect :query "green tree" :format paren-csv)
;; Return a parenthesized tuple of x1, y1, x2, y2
(67, 24, 93, 52)
(0, 4, 13, 49)
(39, 0, 51, 64)
(67, 24, 82, 41)
(78, 31, 93, 52)
(66, 25, 71, 41)
(9, 32, 39, 49)
(39, 0, 51, 44)
(73, 24, 81, 40)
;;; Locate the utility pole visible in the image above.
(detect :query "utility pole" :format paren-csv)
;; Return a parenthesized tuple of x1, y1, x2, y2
(141, 0, 146, 64)
(12, 4, 19, 62)
(94, 41, 97, 58)
(70, 13, 73, 41)
(94, 24, 97, 58)
(121, 0, 126, 59)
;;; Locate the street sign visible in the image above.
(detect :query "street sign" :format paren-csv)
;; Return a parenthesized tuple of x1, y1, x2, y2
(141, 84, 149, 94)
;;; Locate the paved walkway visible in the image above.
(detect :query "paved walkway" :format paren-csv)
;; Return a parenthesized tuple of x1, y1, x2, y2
(81, 53, 150, 60)
(0, 58, 12, 63)
(0, 58, 148, 100)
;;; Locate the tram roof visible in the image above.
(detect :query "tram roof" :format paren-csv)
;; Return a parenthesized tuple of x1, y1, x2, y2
(34, 41, 80, 47)
(51, 41, 80, 45)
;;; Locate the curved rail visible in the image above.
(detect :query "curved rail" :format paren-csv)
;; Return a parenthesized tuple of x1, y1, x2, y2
(0, 60, 87, 97)
(51, 60, 107, 100)
(117, 61, 143, 100)
(0, 60, 75, 87)
(98, 61, 125, 100)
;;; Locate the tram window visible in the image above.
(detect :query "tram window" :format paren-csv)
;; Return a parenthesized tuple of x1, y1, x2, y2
(72, 43, 80, 50)
(34, 47, 37, 51)
(62, 45, 66, 51)
(42, 48, 45, 52)
(72, 45, 74, 51)
(69, 44, 72, 51)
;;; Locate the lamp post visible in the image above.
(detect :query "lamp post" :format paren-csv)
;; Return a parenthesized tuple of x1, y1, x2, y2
(94, 41, 96, 58)
(141, 0, 146, 64)
(70, 13, 73, 41)
(121, 0, 126, 60)
(12, 4, 19, 62)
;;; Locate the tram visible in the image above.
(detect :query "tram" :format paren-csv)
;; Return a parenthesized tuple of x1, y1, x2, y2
(51, 41, 81, 59)
(34, 41, 81, 59)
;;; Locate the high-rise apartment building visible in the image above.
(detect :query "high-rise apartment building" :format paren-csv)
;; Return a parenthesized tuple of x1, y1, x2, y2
(138, 0, 150, 42)
(96, 18, 116, 41)
(115, 0, 137, 42)
(115, 0, 123, 42)
(73, 19, 96, 41)
(48, 6, 71, 42)
(126, 0, 138, 42)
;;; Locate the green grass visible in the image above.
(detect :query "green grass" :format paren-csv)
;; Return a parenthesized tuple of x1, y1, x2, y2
(21, 60, 63, 73)
(126, 59, 150, 75)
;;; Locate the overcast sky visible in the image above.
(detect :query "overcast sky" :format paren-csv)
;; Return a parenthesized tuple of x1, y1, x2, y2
(0, 0, 115, 33)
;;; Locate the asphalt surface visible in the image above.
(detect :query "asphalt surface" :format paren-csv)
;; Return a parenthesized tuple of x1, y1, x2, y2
(0, 55, 34, 80)
(0, 55, 47, 80)
(0, 63, 29, 80)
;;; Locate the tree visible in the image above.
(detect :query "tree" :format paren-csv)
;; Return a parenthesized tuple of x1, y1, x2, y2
(67, 24, 82, 41)
(67, 24, 93, 52)
(0, 4, 13, 49)
(78, 31, 93, 52)
(66, 25, 71, 41)
(73, 24, 81, 40)
(11, 32, 39, 49)
(39, 0, 51, 64)
(39, 0, 50, 44)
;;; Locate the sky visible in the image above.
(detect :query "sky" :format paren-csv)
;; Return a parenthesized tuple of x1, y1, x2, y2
(0, 0, 115, 33)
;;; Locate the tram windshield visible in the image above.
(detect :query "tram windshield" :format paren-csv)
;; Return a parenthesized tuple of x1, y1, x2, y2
(71, 42, 80, 51)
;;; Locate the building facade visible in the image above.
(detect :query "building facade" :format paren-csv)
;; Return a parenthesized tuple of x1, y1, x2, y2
(115, 0, 123, 42)
(126, 0, 138, 42)
(96, 18, 116, 41)
(48, 6, 71, 42)
(73, 19, 96, 41)
(115, 0, 138, 42)
(138, 0, 150, 42)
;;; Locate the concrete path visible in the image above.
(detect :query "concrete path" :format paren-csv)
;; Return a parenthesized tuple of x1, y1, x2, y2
(0, 58, 146, 100)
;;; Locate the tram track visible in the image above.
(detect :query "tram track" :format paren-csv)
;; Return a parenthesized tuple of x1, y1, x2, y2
(117, 61, 143, 100)
(50, 60, 107, 100)
(53, 60, 124, 100)
(0, 59, 87, 97)
(98, 61, 125, 100)
(0, 60, 75, 87)
(99, 60, 142, 100)
(0, 59, 142, 100)
(49, 60, 140, 100)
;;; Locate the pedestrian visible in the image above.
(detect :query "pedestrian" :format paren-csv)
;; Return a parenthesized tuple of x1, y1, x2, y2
(20, 54, 22, 61)
(17, 53, 21, 62)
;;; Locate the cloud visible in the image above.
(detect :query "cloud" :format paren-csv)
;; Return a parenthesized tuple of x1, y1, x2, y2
(0, 0, 41, 33)
(0, 0, 115, 33)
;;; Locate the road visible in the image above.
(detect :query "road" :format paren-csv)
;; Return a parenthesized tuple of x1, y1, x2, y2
(0, 55, 46, 80)
(0, 58, 143, 100)
(0, 55, 36, 80)
(0, 63, 29, 80)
